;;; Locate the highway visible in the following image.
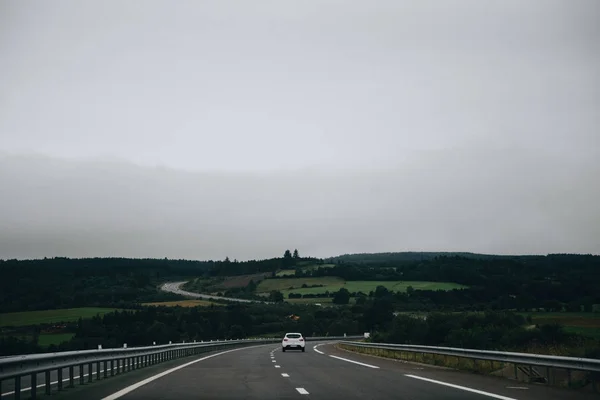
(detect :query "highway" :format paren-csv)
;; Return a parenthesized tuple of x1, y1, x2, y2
(160, 282, 271, 304)
(73, 342, 594, 400)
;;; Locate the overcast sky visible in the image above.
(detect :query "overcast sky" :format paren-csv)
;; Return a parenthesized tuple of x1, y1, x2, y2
(1, 0, 599, 260)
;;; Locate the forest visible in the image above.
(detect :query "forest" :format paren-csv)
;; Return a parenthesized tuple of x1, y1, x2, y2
(1, 252, 599, 357)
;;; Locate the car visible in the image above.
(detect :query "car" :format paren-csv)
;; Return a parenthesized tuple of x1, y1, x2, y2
(282, 332, 305, 352)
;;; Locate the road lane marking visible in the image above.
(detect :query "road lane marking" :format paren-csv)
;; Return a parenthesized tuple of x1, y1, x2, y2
(313, 344, 324, 355)
(405, 375, 517, 400)
(506, 386, 529, 390)
(329, 355, 379, 369)
(275, 365, 281, 368)
(101, 346, 264, 400)
(296, 388, 309, 394)
(272, 360, 276, 362)
(1, 363, 142, 397)
(281, 373, 290, 377)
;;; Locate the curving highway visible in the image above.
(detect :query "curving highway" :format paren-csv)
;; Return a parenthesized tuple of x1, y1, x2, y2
(87, 342, 594, 400)
(160, 281, 271, 304)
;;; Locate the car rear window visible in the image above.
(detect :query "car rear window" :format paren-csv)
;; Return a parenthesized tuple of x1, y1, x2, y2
(286, 334, 301, 338)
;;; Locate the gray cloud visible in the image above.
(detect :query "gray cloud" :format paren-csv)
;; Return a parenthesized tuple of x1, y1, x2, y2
(0, 1, 599, 258)
(1, 152, 598, 259)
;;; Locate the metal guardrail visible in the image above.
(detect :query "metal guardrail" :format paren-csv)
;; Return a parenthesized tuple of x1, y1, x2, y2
(338, 341, 600, 373)
(0, 336, 360, 399)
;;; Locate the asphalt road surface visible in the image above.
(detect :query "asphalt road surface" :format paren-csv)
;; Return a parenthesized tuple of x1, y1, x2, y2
(160, 282, 271, 304)
(87, 342, 594, 400)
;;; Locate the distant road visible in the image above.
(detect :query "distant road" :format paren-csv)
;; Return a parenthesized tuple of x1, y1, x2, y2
(160, 281, 272, 304)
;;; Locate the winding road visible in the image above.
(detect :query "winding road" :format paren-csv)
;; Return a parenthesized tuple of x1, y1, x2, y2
(160, 281, 271, 304)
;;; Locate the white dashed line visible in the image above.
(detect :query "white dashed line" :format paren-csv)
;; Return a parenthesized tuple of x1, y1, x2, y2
(296, 388, 309, 394)
(405, 375, 517, 400)
(506, 387, 529, 390)
(272, 360, 276, 362)
(281, 373, 290, 377)
(1, 363, 143, 397)
(275, 365, 281, 368)
(329, 355, 379, 369)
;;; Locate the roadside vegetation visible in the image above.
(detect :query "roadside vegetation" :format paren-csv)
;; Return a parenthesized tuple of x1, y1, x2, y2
(0, 307, 123, 327)
(1, 250, 599, 360)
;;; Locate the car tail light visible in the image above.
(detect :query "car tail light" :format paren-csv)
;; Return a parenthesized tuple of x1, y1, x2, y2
(284, 338, 288, 341)
(299, 338, 304, 341)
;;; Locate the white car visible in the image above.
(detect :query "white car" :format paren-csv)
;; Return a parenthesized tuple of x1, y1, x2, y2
(282, 332, 305, 352)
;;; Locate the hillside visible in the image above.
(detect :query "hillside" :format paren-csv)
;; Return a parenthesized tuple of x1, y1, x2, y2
(325, 251, 538, 264)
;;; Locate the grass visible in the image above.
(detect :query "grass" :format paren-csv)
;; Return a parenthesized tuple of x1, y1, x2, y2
(258, 278, 467, 297)
(302, 263, 336, 271)
(518, 312, 600, 339)
(38, 333, 75, 347)
(256, 277, 344, 293)
(142, 300, 223, 307)
(276, 270, 296, 277)
(0, 307, 122, 327)
(286, 297, 334, 304)
(564, 326, 600, 339)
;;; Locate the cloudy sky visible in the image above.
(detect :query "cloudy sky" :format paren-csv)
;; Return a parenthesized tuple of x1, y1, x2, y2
(1, 0, 599, 260)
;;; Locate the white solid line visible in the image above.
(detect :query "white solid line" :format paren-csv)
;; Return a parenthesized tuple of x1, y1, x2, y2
(329, 355, 379, 369)
(313, 345, 324, 355)
(1, 365, 128, 397)
(101, 346, 262, 400)
(281, 373, 290, 377)
(296, 388, 309, 394)
(275, 365, 281, 368)
(405, 375, 517, 400)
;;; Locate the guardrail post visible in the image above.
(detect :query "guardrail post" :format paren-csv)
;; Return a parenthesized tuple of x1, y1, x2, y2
(31, 372, 37, 399)
(58, 368, 63, 390)
(45, 370, 51, 394)
(80, 364, 85, 385)
(14, 376, 20, 400)
(111, 360, 115, 376)
(88, 363, 93, 382)
(514, 364, 518, 380)
(104, 361, 108, 378)
(96, 361, 100, 380)
(69, 365, 74, 387)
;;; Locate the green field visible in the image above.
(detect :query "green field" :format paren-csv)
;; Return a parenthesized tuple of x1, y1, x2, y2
(0, 307, 122, 327)
(257, 277, 344, 292)
(256, 277, 467, 304)
(286, 297, 334, 304)
(38, 333, 75, 347)
(143, 300, 222, 307)
(518, 312, 600, 339)
(303, 264, 336, 271)
(276, 269, 296, 277)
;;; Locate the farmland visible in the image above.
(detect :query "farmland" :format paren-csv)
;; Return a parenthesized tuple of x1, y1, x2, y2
(519, 312, 600, 339)
(38, 333, 75, 347)
(276, 269, 296, 277)
(256, 277, 343, 293)
(256, 277, 467, 299)
(0, 307, 122, 327)
(183, 273, 269, 294)
(143, 300, 222, 307)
